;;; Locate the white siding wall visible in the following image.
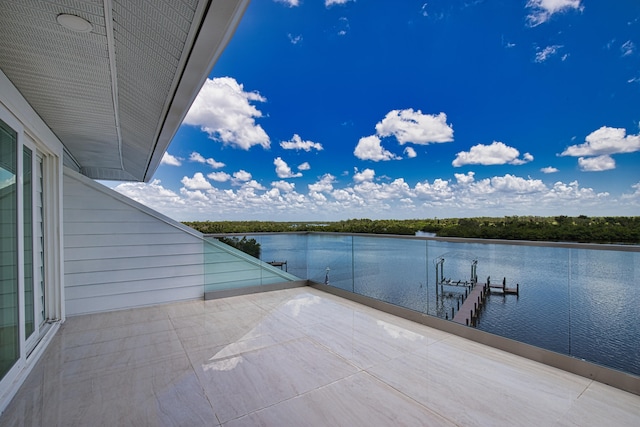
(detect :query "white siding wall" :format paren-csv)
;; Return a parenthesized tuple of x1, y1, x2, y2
(63, 169, 205, 315)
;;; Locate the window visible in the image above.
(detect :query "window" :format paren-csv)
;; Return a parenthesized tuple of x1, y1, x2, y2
(0, 117, 52, 384)
(0, 118, 18, 380)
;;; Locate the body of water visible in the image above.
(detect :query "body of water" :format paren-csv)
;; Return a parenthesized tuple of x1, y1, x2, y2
(220, 233, 640, 376)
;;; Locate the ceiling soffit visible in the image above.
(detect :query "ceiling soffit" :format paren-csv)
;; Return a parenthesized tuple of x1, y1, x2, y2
(0, 0, 248, 182)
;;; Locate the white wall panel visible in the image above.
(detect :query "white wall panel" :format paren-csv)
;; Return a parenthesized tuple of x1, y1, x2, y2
(63, 169, 205, 315)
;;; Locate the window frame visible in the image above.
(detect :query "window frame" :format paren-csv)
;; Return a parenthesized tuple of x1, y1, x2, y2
(0, 106, 62, 389)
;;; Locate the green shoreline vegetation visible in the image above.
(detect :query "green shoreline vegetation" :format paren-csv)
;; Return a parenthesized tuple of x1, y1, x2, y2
(184, 216, 640, 245)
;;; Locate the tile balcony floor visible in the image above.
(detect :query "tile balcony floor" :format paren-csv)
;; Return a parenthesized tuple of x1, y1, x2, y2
(2, 286, 639, 426)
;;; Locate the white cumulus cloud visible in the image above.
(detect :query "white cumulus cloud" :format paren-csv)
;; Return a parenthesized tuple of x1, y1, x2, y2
(181, 172, 212, 191)
(375, 109, 454, 145)
(561, 126, 640, 156)
(272, 181, 296, 192)
(578, 155, 616, 172)
(233, 170, 252, 182)
(298, 162, 311, 171)
(242, 180, 266, 191)
(189, 151, 225, 168)
(114, 172, 625, 221)
(526, 0, 583, 27)
(455, 171, 475, 185)
(161, 152, 182, 166)
(275, 0, 299, 7)
(183, 77, 270, 150)
(274, 157, 303, 178)
(541, 166, 559, 174)
(404, 147, 417, 158)
(490, 174, 547, 193)
(353, 168, 375, 183)
(308, 174, 336, 193)
(415, 179, 454, 200)
(208, 171, 231, 182)
(452, 141, 533, 167)
(354, 135, 401, 161)
(280, 134, 323, 151)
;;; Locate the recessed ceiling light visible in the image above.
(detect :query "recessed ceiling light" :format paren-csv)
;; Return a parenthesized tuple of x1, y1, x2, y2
(56, 14, 93, 33)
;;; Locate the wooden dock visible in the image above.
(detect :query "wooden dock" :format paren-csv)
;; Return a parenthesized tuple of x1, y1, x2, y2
(267, 261, 287, 272)
(434, 255, 520, 326)
(487, 277, 519, 295)
(452, 282, 488, 326)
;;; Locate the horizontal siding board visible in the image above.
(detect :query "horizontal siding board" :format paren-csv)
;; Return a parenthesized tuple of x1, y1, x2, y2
(64, 231, 199, 248)
(64, 253, 204, 274)
(64, 193, 145, 209)
(66, 275, 203, 300)
(65, 221, 197, 235)
(64, 243, 203, 261)
(65, 264, 203, 286)
(66, 286, 203, 316)
(64, 208, 157, 223)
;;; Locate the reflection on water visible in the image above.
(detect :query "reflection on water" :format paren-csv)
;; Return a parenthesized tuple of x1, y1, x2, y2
(226, 234, 640, 376)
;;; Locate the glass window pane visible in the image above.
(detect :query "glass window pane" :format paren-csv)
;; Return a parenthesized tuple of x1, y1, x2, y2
(0, 118, 18, 380)
(37, 155, 45, 327)
(24, 147, 34, 339)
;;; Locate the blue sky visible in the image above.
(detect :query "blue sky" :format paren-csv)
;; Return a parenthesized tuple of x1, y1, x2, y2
(111, 0, 640, 221)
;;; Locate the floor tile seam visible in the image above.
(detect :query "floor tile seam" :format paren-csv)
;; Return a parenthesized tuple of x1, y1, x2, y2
(302, 329, 368, 372)
(187, 308, 271, 324)
(172, 315, 283, 343)
(201, 301, 260, 312)
(61, 314, 172, 333)
(60, 345, 189, 378)
(60, 319, 174, 341)
(64, 308, 168, 331)
(576, 379, 594, 400)
(61, 327, 181, 350)
(220, 371, 367, 425)
(164, 312, 213, 322)
(362, 367, 458, 426)
(61, 333, 186, 362)
(169, 313, 220, 420)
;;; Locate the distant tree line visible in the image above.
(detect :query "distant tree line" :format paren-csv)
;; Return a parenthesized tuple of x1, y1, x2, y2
(216, 236, 261, 258)
(184, 215, 640, 244)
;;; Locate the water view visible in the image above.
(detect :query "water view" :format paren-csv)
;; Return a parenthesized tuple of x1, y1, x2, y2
(224, 233, 640, 377)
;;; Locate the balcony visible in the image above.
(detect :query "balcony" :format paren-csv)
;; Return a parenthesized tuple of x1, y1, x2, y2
(3, 231, 640, 425)
(1, 285, 639, 426)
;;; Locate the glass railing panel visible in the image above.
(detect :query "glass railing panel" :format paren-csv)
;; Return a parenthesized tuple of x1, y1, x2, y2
(470, 242, 571, 355)
(352, 236, 429, 314)
(256, 233, 308, 280)
(203, 235, 300, 294)
(306, 234, 354, 292)
(568, 248, 640, 376)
